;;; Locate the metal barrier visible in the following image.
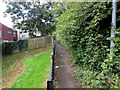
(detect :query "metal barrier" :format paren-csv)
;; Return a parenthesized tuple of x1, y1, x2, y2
(47, 36, 56, 90)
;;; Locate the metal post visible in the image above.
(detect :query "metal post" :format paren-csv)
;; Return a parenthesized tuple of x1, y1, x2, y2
(110, 0, 117, 59)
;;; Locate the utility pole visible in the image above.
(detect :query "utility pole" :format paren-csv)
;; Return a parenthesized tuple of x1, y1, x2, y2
(110, 0, 117, 59)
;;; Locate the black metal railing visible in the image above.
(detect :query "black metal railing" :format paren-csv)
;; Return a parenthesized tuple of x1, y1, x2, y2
(47, 36, 56, 90)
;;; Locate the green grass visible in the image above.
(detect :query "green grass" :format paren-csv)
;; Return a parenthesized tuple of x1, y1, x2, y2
(11, 50, 52, 88)
(2, 46, 52, 76)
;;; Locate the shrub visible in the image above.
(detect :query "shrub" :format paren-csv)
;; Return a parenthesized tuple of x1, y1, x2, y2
(55, 2, 120, 88)
(18, 40, 28, 51)
(2, 40, 28, 55)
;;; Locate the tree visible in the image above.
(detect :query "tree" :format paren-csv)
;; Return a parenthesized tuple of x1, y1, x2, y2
(4, 1, 55, 37)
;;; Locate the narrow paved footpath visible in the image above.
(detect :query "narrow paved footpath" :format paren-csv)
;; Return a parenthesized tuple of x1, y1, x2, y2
(54, 43, 80, 88)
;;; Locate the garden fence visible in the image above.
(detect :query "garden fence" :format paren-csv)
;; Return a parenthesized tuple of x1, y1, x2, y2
(2, 35, 53, 55)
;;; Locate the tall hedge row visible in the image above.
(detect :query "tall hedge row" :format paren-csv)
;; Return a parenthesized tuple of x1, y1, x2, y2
(56, 2, 120, 88)
(2, 40, 28, 55)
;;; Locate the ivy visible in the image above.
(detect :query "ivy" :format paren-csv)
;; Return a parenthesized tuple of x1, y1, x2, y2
(55, 2, 120, 88)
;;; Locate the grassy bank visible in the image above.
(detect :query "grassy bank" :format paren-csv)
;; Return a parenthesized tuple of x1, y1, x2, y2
(11, 50, 52, 88)
(2, 46, 52, 88)
(2, 46, 52, 76)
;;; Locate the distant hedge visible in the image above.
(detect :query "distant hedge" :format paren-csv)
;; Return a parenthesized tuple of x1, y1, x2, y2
(2, 40, 28, 55)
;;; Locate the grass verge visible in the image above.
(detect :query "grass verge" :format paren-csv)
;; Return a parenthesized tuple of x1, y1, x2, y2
(2, 46, 52, 76)
(11, 50, 52, 88)
(2, 46, 52, 88)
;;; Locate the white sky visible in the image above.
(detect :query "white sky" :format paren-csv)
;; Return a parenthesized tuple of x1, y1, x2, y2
(0, 0, 117, 29)
(0, 0, 48, 29)
(0, 1, 13, 28)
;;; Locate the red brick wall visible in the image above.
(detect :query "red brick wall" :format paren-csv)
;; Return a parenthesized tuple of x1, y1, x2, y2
(0, 23, 18, 42)
(2, 24, 13, 41)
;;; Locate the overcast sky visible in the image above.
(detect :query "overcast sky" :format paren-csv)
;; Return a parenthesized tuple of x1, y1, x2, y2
(0, 1, 14, 28)
(0, 0, 113, 29)
(0, 0, 48, 28)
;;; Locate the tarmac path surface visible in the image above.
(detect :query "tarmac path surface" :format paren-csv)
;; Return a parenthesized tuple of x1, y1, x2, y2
(54, 43, 80, 88)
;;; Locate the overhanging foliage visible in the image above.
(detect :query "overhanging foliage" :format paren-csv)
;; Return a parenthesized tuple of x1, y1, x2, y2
(55, 2, 120, 88)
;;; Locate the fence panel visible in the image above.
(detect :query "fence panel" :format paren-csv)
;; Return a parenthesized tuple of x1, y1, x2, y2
(28, 36, 52, 50)
(2, 35, 52, 56)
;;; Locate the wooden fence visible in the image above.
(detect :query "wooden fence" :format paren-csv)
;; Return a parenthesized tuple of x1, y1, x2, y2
(2, 35, 53, 55)
(28, 35, 53, 50)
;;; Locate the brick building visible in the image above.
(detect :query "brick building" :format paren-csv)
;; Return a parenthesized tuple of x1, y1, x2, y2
(0, 23, 18, 42)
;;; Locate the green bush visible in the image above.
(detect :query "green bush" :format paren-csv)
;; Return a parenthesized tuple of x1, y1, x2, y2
(18, 40, 28, 51)
(2, 42, 14, 55)
(73, 68, 120, 88)
(55, 2, 120, 88)
(2, 40, 28, 55)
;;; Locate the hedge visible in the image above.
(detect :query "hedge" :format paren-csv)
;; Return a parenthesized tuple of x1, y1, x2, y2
(2, 40, 28, 55)
(55, 2, 120, 88)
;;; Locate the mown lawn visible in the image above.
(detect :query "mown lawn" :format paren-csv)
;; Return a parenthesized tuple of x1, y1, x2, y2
(11, 50, 52, 88)
(2, 46, 52, 76)
(2, 46, 52, 88)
